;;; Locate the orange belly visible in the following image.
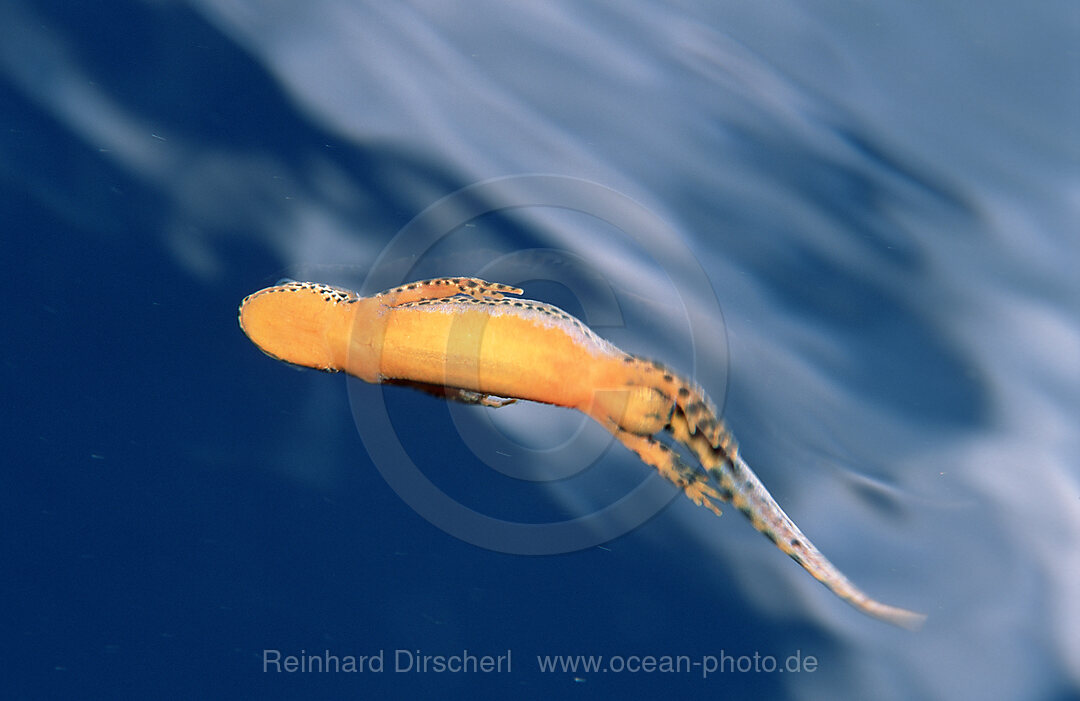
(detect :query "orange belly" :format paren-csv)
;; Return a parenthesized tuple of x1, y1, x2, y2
(359, 302, 619, 410)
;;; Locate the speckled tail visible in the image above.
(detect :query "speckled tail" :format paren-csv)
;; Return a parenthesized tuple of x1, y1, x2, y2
(666, 391, 926, 630)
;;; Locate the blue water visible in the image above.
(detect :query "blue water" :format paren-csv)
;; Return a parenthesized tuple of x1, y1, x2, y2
(2, 1, 1078, 699)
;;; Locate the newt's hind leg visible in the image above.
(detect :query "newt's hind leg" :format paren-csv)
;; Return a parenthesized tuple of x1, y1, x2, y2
(612, 429, 727, 518)
(377, 277, 523, 306)
(669, 380, 736, 455)
(616, 355, 734, 453)
(667, 401, 739, 476)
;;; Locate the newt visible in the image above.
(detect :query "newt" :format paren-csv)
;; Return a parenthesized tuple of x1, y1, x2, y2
(238, 276, 926, 630)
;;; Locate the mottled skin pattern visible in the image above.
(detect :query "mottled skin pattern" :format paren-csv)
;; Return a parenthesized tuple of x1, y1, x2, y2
(239, 277, 925, 630)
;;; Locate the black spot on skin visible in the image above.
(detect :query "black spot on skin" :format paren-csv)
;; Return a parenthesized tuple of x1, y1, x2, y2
(662, 374, 673, 383)
(465, 280, 478, 287)
(789, 539, 801, 548)
(677, 387, 690, 398)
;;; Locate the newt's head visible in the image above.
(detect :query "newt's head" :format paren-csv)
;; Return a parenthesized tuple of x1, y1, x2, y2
(238, 281, 363, 373)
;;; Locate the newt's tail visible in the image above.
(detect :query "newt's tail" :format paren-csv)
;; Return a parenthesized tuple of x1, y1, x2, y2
(665, 379, 926, 631)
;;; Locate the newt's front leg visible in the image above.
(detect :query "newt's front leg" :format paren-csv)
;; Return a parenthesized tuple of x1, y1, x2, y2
(376, 277, 523, 306)
(383, 379, 517, 408)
